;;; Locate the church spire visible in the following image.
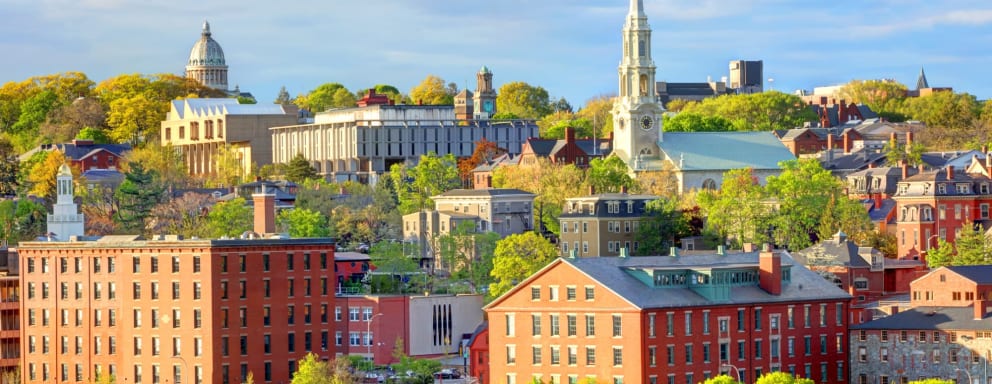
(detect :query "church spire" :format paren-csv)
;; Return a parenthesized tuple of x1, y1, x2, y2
(629, 0, 646, 18)
(916, 66, 930, 90)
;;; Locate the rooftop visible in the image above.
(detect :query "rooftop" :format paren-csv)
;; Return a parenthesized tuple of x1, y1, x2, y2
(851, 306, 992, 331)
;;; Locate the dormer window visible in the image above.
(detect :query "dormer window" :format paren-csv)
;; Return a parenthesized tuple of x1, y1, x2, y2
(937, 184, 946, 194)
(982, 184, 990, 194)
(899, 184, 909, 194)
(956, 184, 970, 194)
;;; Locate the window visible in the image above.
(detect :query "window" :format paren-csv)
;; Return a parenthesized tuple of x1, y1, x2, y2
(548, 286, 559, 301)
(685, 344, 694, 363)
(193, 256, 200, 273)
(550, 346, 561, 365)
(172, 256, 180, 273)
(666, 345, 675, 365)
(505, 314, 515, 336)
(585, 315, 595, 336)
(648, 314, 656, 337)
(506, 345, 516, 364)
(532, 346, 542, 365)
(613, 347, 623, 366)
(550, 314, 560, 336)
(586, 346, 596, 365)
(858, 346, 867, 362)
(754, 308, 762, 330)
(612, 315, 622, 337)
(585, 286, 595, 300)
(172, 282, 180, 300)
(685, 312, 693, 335)
(566, 287, 576, 301)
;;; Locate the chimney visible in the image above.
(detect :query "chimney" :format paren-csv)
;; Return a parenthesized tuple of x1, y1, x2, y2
(820, 96, 828, 105)
(874, 194, 882, 210)
(890, 305, 900, 315)
(947, 165, 955, 180)
(589, 185, 595, 195)
(620, 185, 628, 194)
(842, 131, 851, 153)
(565, 127, 575, 143)
(717, 245, 726, 256)
(742, 243, 757, 252)
(889, 132, 897, 144)
(840, 99, 846, 106)
(901, 160, 909, 180)
(758, 244, 783, 296)
(905, 131, 914, 153)
(975, 299, 988, 320)
(669, 247, 678, 258)
(868, 163, 875, 169)
(252, 190, 276, 235)
(827, 134, 834, 150)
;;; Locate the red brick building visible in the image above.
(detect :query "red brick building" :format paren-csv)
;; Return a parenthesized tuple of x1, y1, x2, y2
(517, 128, 611, 169)
(17, 193, 337, 384)
(892, 166, 992, 261)
(467, 322, 489, 384)
(484, 246, 852, 384)
(25, 140, 131, 171)
(0, 246, 19, 377)
(850, 266, 992, 384)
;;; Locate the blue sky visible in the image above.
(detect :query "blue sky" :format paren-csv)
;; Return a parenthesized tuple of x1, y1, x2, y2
(3, 0, 992, 107)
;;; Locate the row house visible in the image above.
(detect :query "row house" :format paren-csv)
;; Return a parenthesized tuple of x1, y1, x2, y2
(558, 192, 658, 257)
(850, 266, 992, 384)
(484, 245, 851, 384)
(892, 166, 992, 261)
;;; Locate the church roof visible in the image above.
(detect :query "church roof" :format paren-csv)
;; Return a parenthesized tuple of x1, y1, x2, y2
(187, 20, 226, 68)
(659, 132, 796, 171)
(916, 67, 930, 90)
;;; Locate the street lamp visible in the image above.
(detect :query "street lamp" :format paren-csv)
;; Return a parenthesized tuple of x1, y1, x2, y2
(366, 313, 384, 369)
(721, 363, 743, 383)
(171, 355, 189, 384)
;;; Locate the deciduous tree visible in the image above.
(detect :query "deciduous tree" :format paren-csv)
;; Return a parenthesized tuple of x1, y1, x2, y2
(389, 152, 461, 214)
(754, 372, 814, 384)
(278, 208, 330, 238)
(290, 353, 333, 384)
(838, 79, 908, 119)
(587, 156, 635, 194)
(662, 112, 733, 132)
(766, 158, 852, 250)
(409, 75, 455, 105)
(635, 198, 690, 255)
(146, 193, 213, 237)
(950, 220, 992, 266)
(697, 168, 771, 248)
(0, 138, 17, 196)
(489, 232, 558, 299)
(576, 95, 614, 138)
(496, 81, 552, 119)
(457, 138, 504, 185)
(205, 197, 253, 238)
(678, 91, 816, 131)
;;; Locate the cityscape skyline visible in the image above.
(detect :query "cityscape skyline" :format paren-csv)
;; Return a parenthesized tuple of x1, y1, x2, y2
(4, 0, 992, 107)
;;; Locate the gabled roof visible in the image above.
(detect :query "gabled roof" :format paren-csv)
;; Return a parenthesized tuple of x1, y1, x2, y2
(52, 143, 132, 161)
(794, 233, 875, 268)
(850, 306, 991, 330)
(659, 132, 796, 171)
(171, 98, 291, 119)
(523, 138, 558, 157)
(944, 265, 992, 284)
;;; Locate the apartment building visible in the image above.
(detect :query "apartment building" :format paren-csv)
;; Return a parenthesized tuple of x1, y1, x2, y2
(557, 192, 658, 257)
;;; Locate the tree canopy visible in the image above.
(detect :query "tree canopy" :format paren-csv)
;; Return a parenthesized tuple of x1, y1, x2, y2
(489, 232, 558, 299)
(675, 91, 816, 131)
(205, 197, 253, 238)
(496, 81, 552, 119)
(295, 82, 356, 112)
(278, 208, 330, 238)
(634, 198, 691, 255)
(409, 75, 455, 105)
(114, 162, 165, 234)
(389, 152, 461, 214)
(285, 153, 319, 184)
(587, 156, 635, 194)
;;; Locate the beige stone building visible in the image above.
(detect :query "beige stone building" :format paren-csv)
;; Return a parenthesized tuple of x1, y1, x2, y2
(160, 98, 298, 178)
(402, 189, 536, 270)
(558, 193, 659, 257)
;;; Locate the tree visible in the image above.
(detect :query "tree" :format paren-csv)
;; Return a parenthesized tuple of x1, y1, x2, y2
(903, 91, 982, 149)
(882, 138, 925, 167)
(492, 158, 587, 235)
(576, 95, 615, 137)
(678, 91, 816, 131)
(295, 83, 353, 112)
(636, 162, 679, 199)
(798, 243, 843, 281)
(925, 238, 954, 268)
(496, 81, 552, 119)
(26, 150, 74, 205)
(205, 197, 253, 238)
(368, 242, 421, 294)
(409, 75, 455, 105)
(697, 168, 771, 248)
(389, 152, 461, 214)
(243, 371, 255, 384)
(10, 90, 60, 151)
(765, 158, 850, 250)
(457, 138, 504, 185)
(0, 138, 17, 196)
(539, 113, 594, 139)
(146, 193, 213, 238)
(207, 144, 247, 187)
(278, 208, 330, 238)
(0, 199, 47, 244)
(120, 142, 189, 187)
(275, 86, 292, 105)
(436, 222, 501, 293)
(489, 232, 558, 299)
(754, 372, 814, 384)
(105, 92, 161, 144)
(662, 112, 733, 132)
(951, 220, 992, 266)
(40, 96, 107, 143)
(838, 79, 909, 118)
(285, 154, 319, 184)
(114, 162, 165, 233)
(551, 97, 572, 113)
(587, 156, 635, 194)
(908, 379, 954, 384)
(703, 375, 741, 384)
(75, 127, 112, 144)
(91, 371, 115, 384)
(290, 353, 333, 384)
(635, 198, 690, 255)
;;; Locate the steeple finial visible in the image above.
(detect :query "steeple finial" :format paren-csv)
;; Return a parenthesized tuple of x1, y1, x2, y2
(916, 66, 929, 90)
(629, 0, 646, 17)
(202, 20, 211, 36)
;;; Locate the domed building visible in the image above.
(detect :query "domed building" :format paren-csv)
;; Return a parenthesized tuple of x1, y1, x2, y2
(185, 20, 228, 91)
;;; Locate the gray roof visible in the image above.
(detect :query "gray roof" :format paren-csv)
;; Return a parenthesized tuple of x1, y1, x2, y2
(794, 233, 874, 268)
(851, 306, 992, 331)
(659, 132, 796, 171)
(436, 188, 534, 198)
(867, 198, 897, 223)
(335, 252, 371, 262)
(945, 265, 992, 284)
(171, 98, 290, 119)
(558, 251, 850, 309)
(821, 148, 888, 173)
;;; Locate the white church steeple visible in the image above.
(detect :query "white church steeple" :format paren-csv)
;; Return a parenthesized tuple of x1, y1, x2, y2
(47, 164, 85, 241)
(612, 0, 665, 170)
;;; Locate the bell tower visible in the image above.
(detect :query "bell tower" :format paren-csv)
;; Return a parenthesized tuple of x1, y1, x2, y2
(611, 0, 664, 170)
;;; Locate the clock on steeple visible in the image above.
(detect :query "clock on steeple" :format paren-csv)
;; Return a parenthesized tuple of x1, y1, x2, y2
(473, 66, 497, 120)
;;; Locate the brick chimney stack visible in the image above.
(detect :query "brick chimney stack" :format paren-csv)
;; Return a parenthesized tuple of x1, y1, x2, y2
(565, 127, 575, 143)
(947, 166, 955, 180)
(975, 299, 988, 320)
(253, 189, 276, 235)
(827, 134, 834, 150)
(842, 131, 851, 153)
(758, 244, 783, 296)
(906, 131, 914, 153)
(901, 160, 909, 180)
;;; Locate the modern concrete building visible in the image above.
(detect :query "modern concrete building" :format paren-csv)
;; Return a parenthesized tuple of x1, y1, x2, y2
(729, 60, 763, 94)
(332, 294, 484, 365)
(849, 266, 992, 384)
(269, 92, 538, 183)
(485, 245, 852, 384)
(18, 194, 337, 384)
(160, 98, 299, 179)
(557, 192, 659, 257)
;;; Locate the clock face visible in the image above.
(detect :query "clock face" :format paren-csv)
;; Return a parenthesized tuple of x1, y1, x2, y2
(640, 115, 654, 130)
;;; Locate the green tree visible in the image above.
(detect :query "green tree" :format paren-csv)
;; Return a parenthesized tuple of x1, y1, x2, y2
(105, 92, 160, 144)
(698, 168, 771, 248)
(10, 90, 60, 151)
(146, 192, 213, 238)
(0, 138, 17, 196)
(290, 352, 333, 384)
(882, 139, 925, 167)
(295, 83, 353, 112)
(489, 232, 558, 299)
(389, 152, 461, 214)
(679, 91, 816, 131)
(278, 208, 330, 238)
(243, 371, 255, 384)
(587, 156, 635, 194)
(205, 197, 253, 238)
(539, 113, 594, 139)
(951, 220, 992, 266)
(903, 91, 983, 149)
(368, 242, 421, 294)
(114, 162, 165, 233)
(0, 199, 47, 243)
(576, 95, 615, 138)
(635, 198, 690, 255)
(907, 379, 954, 384)
(662, 112, 733, 132)
(275, 86, 292, 105)
(765, 158, 849, 250)
(285, 154, 319, 183)
(409, 75, 455, 105)
(925, 238, 954, 268)
(496, 81, 552, 119)
(40, 96, 107, 144)
(436, 222, 501, 293)
(838, 79, 909, 119)
(120, 142, 189, 187)
(492, 158, 587, 235)
(703, 374, 741, 384)
(754, 372, 814, 384)
(75, 127, 112, 144)
(26, 151, 75, 205)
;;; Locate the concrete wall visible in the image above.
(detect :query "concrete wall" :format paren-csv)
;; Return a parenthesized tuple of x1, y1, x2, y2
(407, 295, 484, 357)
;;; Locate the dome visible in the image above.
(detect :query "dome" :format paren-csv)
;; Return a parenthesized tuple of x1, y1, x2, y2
(187, 21, 226, 67)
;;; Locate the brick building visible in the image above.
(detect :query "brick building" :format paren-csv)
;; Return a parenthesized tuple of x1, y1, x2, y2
(892, 166, 992, 260)
(484, 245, 851, 384)
(20, 140, 131, 172)
(0, 246, 19, 378)
(558, 192, 659, 257)
(517, 128, 612, 169)
(17, 193, 337, 384)
(849, 266, 992, 384)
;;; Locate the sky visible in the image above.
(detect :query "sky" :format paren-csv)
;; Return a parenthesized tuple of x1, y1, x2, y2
(3, 0, 992, 107)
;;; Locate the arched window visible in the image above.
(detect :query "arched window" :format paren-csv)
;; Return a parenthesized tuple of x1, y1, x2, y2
(639, 75, 649, 96)
(702, 179, 717, 190)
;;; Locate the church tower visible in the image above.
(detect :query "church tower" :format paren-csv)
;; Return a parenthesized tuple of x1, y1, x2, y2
(611, 0, 665, 170)
(473, 66, 497, 120)
(47, 164, 84, 240)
